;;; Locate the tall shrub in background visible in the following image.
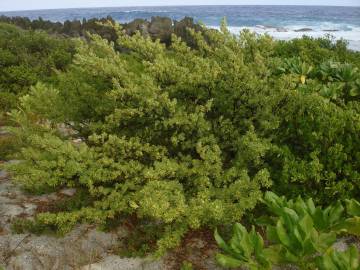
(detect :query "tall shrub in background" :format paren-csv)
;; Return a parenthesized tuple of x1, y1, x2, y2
(0, 23, 74, 113)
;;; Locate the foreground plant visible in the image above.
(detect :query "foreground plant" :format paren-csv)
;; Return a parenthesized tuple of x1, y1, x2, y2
(215, 192, 360, 269)
(316, 245, 360, 270)
(214, 224, 271, 269)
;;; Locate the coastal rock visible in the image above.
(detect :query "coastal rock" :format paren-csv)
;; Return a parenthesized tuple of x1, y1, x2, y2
(59, 188, 77, 197)
(0, 204, 24, 218)
(148, 16, 173, 44)
(294, 28, 313, 32)
(333, 236, 360, 252)
(0, 162, 130, 270)
(0, 128, 10, 136)
(124, 18, 150, 37)
(0, 225, 126, 270)
(0, 170, 8, 180)
(174, 17, 202, 47)
(276, 27, 288, 32)
(80, 256, 165, 270)
(7, 251, 44, 270)
(258, 25, 288, 32)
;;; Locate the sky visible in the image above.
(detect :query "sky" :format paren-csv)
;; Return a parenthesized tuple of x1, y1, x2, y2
(0, 0, 359, 11)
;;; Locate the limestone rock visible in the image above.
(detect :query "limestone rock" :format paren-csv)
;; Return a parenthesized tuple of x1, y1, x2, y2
(59, 188, 77, 197)
(0, 170, 8, 180)
(174, 17, 202, 47)
(124, 18, 150, 37)
(80, 256, 143, 270)
(80, 255, 165, 270)
(7, 251, 44, 270)
(149, 16, 173, 45)
(294, 28, 313, 32)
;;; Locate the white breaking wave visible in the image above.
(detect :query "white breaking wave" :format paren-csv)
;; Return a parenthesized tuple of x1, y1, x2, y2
(209, 24, 360, 51)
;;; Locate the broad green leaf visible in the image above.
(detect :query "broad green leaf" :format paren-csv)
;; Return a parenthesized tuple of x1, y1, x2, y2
(281, 207, 299, 229)
(255, 215, 274, 226)
(298, 214, 314, 237)
(317, 232, 336, 251)
(346, 199, 360, 217)
(266, 225, 280, 244)
(214, 229, 232, 254)
(215, 253, 243, 268)
(348, 245, 360, 269)
(306, 198, 316, 215)
(334, 217, 360, 236)
(250, 227, 264, 256)
(276, 219, 292, 247)
(328, 201, 345, 225)
(263, 245, 283, 264)
(283, 249, 299, 263)
(290, 227, 307, 254)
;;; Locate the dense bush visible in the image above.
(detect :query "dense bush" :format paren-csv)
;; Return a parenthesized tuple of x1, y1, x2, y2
(274, 35, 360, 68)
(0, 23, 75, 113)
(3, 21, 360, 253)
(0, 16, 203, 115)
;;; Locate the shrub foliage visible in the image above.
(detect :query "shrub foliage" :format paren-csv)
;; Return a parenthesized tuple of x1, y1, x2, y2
(4, 21, 360, 253)
(0, 23, 75, 113)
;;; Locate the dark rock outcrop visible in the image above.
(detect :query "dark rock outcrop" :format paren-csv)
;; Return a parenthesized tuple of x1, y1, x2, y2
(148, 16, 173, 45)
(123, 18, 150, 37)
(174, 17, 202, 48)
(294, 28, 313, 32)
(0, 15, 204, 48)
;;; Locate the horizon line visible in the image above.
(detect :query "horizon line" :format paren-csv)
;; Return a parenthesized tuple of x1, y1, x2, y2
(1, 4, 360, 13)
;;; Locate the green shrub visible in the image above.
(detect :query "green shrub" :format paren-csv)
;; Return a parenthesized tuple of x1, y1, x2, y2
(180, 261, 194, 270)
(0, 23, 75, 114)
(3, 22, 360, 254)
(273, 36, 360, 67)
(0, 135, 18, 160)
(11, 218, 53, 235)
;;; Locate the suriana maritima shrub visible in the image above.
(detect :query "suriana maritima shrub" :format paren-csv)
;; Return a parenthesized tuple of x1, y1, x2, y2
(3, 21, 360, 253)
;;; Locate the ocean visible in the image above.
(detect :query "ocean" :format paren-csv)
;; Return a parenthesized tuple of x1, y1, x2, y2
(1, 5, 360, 50)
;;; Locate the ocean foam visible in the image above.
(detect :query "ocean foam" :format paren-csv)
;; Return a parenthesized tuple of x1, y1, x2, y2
(209, 24, 360, 51)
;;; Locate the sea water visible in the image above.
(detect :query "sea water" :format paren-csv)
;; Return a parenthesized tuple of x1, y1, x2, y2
(1, 5, 360, 50)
